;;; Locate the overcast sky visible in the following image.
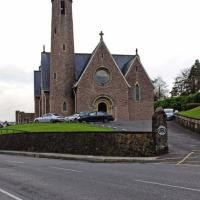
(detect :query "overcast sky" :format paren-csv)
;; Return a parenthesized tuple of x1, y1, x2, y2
(0, 0, 200, 121)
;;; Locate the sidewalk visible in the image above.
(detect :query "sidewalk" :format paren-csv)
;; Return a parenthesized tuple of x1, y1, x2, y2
(0, 150, 157, 163)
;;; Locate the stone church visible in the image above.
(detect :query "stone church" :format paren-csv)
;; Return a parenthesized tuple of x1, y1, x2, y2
(34, 0, 154, 121)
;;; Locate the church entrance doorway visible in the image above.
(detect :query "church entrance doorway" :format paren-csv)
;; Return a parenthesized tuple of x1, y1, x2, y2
(98, 102, 107, 112)
(93, 96, 114, 116)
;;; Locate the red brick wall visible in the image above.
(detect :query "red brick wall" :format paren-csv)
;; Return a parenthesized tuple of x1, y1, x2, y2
(16, 111, 35, 124)
(126, 57, 154, 120)
(50, 0, 75, 117)
(76, 41, 129, 121)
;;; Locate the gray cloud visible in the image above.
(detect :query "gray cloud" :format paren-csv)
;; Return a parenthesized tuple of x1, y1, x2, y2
(0, 65, 33, 85)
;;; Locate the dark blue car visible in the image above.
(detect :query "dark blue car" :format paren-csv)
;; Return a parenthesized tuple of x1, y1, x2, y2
(78, 112, 114, 123)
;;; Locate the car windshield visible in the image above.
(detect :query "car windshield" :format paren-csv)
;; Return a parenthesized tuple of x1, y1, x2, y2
(52, 113, 59, 116)
(97, 112, 107, 116)
(89, 112, 96, 116)
(164, 109, 173, 113)
(79, 112, 89, 116)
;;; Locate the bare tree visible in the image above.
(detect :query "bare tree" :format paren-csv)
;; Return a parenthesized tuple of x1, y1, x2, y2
(152, 76, 169, 101)
(170, 68, 191, 96)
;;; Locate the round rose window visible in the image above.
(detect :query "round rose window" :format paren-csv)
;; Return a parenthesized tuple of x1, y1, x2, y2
(95, 69, 110, 85)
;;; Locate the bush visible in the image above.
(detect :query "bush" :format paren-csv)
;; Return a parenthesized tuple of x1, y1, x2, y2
(154, 92, 200, 111)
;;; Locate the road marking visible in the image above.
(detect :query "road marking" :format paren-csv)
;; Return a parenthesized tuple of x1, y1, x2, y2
(5, 160, 25, 164)
(0, 188, 23, 200)
(177, 152, 194, 165)
(135, 179, 200, 193)
(51, 167, 82, 173)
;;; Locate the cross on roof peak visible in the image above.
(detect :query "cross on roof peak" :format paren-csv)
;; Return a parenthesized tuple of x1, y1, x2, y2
(43, 45, 46, 52)
(99, 31, 104, 41)
(136, 48, 138, 55)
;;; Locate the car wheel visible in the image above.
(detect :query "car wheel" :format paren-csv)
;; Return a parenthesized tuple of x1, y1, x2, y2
(50, 119, 54, 123)
(35, 120, 39, 123)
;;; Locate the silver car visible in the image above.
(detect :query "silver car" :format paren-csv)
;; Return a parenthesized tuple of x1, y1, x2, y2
(34, 113, 64, 123)
(64, 114, 80, 122)
(164, 109, 175, 120)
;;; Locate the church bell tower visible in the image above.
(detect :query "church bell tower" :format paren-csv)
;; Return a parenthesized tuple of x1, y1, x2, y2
(50, 0, 75, 116)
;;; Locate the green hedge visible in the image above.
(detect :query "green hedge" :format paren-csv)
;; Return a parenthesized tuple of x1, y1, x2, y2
(154, 92, 200, 111)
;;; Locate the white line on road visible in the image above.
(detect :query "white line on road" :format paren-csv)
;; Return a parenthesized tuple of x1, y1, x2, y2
(51, 167, 83, 173)
(5, 160, 25, 164)
(135, 179, 200, 193)
(177, 152, 194, 165)
(0, 188, 23, 200)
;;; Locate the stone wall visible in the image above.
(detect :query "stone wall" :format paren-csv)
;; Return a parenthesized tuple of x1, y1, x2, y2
(0, 132, 156, 157)
(175, 115, 200, 133)
(15, 111, 35, 124)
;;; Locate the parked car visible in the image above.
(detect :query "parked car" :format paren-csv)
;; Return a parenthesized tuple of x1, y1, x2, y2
(0, 122, 4, 128)
(164, 108, 175, 120)
(34, 113, 64, 123)
(65, 113, 80, 122)
(78, 111, 114, 123)
(0, 121, 10, 128)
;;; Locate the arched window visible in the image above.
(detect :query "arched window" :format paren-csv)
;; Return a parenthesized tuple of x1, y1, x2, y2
(133, 84, 140, 102)
(63, 102, 67, 112)
(135, 84, 140, 101)
(61, 1, 65, 15)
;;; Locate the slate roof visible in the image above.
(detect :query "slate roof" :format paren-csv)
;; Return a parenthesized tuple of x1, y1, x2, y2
(75, 53, 134, 80)
(34, 70, 41, 97)
(41, 52, 50, 91)
(74, 53, 91, 80)
(34, 52, 135, 96)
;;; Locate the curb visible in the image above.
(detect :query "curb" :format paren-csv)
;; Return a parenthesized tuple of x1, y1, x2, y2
(0, 151, 157, 163)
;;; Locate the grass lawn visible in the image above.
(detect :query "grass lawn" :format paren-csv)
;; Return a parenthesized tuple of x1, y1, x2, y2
(0, 123, 113, 134)
(179, 106, 200, 120)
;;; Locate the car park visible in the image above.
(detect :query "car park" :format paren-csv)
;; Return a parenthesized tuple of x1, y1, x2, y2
(34, 113, 64, 123)
(164, 108, 175, 120)
(78, 111, 114, 123)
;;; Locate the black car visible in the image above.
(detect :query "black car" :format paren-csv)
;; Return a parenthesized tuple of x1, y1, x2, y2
(78, 111, 114, 123)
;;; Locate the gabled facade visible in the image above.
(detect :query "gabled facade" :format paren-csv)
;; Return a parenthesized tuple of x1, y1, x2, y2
(34, 0, 154, 121)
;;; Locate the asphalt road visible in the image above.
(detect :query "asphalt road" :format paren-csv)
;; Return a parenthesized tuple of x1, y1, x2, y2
(0, 121, 200, 200)
(0, 154, 200, 200)
(107, 120, 200, 165)
(157, 121, 200, 165)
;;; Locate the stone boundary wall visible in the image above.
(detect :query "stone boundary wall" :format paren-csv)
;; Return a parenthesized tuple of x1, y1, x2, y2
(175, 115, 200, 133)
(16, 111, 35, 124)
(0, 132, 156, 157)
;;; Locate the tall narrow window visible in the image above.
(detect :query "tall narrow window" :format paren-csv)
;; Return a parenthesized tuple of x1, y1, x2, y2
(135, 84, 140, 101)
(54, 73, 57, 80)
(63, 102, 67, 112)
(61, 1, 65, 15)
(63, 44, 66, 51)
